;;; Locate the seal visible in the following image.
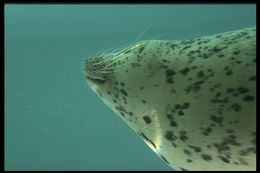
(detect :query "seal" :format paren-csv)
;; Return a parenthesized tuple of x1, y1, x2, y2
(83, 27, 256, 171)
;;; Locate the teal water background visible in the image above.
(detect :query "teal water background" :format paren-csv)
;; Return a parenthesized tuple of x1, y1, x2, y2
(4, 4, 256, 171)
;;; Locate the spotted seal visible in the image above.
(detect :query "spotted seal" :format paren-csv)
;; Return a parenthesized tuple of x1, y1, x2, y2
(83, 27, 256, 171)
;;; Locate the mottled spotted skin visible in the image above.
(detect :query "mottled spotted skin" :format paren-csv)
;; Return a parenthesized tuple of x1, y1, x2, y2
(84, 27, 256, 171)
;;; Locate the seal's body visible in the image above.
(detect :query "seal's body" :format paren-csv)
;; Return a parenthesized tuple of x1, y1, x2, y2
(84, 27, 256, 171)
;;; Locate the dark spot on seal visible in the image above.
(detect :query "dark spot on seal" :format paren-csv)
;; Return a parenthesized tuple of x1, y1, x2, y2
(179, 130, 188, 142)
(197, 71, 205, 78)
(165, 130, 176, 141)
(215, 92, 221, 97)
(138, 46, 145, 53)
(120, 89, 128, 97)
(183, 149, 191, 156)
(238, 157, 249, 165)
(166, 69, 176, 77)
(226, 129, 234, 133)
(162, 59, 170, 63)
(246, 147, 256, 154)
(210, 114, 223, 126)
(170, 120, 178, 127)
(175, 103, 186, 110)
(170, 43, 177, 49)
(165, 69, 176, 84)
(224, 66, 233, 76)
(131, 62, 141, 68)
(238, 149, 248, 156)
(180, 167, 187, 171)
(224, 134, 241, 146)
(243, 95, 254, 101)
(115, 105, 126, 113)
(213, 134, 241, 155)
(187, 159, 193, 163)
(171, 88, 176, 93)
(191, 65, 198, 70)
(229, 103, 241, 112)
(185, 80, 205, 93)
(182, 102, 190, 109)
(201, 53, 209, 59)
(226, 88, 235, 94)
(248, 75, 256, 81)
(171, 141, 177, 148)
(219, 155, 230, 163)
(119, 112, 125, 117)
(209, 46, 222, 53)
(215, 34, 222, 38)
(188, 145, 201, 152)
(179, 67, 190, 76)
(210, 83, 222, 92)
(233, 50, 240, 55)
(235, 60, 242, 64)
(237, 87, 249, 94)
(143, 115, 151, 124)
(179, 45, 191, 54)
(202, 127, 212, 136)
(120, 82, 125, 87)
(201, 154, 212, 161)
(178, 110, 184, 116)
(166, 78, 174, 84)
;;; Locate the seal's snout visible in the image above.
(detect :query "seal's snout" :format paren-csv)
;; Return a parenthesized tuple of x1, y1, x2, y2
(83, 54, 116, 86)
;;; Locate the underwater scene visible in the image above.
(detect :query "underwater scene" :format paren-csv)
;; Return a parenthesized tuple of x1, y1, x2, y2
(5, 4, 256, 171)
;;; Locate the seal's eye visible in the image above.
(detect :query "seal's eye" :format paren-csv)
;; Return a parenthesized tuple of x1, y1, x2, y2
(86, 76, 106, 84)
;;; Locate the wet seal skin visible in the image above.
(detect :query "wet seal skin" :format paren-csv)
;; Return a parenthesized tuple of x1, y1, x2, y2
(84, 27, 256, 171)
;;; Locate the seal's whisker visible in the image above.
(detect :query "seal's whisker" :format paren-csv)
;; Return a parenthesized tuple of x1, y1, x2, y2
(102, 53, 131, 69)
(86, 42, 140, 74)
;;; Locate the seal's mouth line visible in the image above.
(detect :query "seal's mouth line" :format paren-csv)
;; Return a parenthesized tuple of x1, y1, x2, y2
(86, 75, 107, 84)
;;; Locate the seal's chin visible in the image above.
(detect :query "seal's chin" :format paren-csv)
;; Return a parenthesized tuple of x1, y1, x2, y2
(86, 76, 107, 99)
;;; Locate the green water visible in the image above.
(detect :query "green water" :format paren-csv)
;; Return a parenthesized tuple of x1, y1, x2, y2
(4, 4, 256, 171)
